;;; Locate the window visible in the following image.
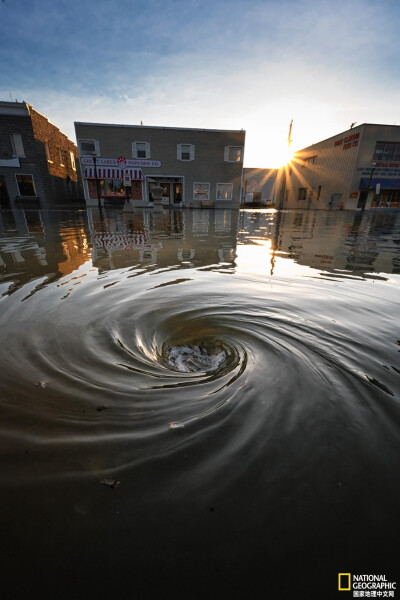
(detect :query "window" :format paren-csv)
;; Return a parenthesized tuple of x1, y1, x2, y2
(133, 141, 150, 158)
(177, 144, 194, 161)
(224, 146, 243, 162)
(58, 148, 65, 166)
(193, 182, 210, 200)
(373, 141, 400, 162)
(11, 134, 25, 157)
(303, 155, 317, 167)
(16, 174, 36, 196)
(44, 142, 52, 162)
(70, 152, 76, 170)
(298, 188, 307, 201)
(216, 183, 233, 200)
(79, 139, 100, 156)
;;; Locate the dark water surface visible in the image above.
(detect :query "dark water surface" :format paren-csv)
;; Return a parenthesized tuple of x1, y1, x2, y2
(0, 207, 399, 598)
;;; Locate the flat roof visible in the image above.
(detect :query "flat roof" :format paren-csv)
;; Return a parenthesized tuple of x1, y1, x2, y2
(74, 121, 245, 134)
(298, 122, 400, 152)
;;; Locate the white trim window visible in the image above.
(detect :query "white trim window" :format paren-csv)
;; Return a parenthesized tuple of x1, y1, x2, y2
(11, 133, 25, 157)
(224, 146, 243, 162)
(193, 182, 210, 200)
(216, 183, 233, 200)
(133, 141, 150, 159)
(177, 143, 195, 161)
(78, 139, 100, 156)
(16, 173, 36, 196)
(70, 151, 76, 170)
(58, 148, 65, 167)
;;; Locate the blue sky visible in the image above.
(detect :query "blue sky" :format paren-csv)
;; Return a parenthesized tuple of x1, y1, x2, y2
(1, 0, 400, 166)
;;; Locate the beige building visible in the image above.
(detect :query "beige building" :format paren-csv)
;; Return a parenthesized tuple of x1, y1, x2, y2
(278, 123, 400, 210)
(74, 122, 245, 209)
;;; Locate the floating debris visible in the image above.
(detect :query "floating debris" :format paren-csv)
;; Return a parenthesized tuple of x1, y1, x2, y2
(169, 422, 185, 430)
(35, 380, 48, 388)
(96, 405, 108, 412)
(100, 479, 120, 489)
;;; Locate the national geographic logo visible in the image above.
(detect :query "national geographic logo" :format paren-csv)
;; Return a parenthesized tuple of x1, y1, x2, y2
(339, 574, 351, 591)
(338, 573, 397, 597)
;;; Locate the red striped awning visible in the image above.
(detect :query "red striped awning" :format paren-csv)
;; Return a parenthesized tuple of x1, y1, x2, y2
(84, 168, 144, 180)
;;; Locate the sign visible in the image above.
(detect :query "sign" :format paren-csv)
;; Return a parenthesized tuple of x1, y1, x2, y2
(334, 132, 360, 150)
(123, 172, 131, 187)
(81, 157, 162, 168)
(375, 183, 381, 194)
(117, 156, 127, 167)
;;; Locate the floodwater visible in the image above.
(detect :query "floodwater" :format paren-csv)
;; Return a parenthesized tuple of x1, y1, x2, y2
(0, 207, 399, 598)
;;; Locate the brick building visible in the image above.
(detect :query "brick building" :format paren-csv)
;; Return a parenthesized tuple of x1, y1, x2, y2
(74, 121, 245, 209)
(0, 101, 82, 206)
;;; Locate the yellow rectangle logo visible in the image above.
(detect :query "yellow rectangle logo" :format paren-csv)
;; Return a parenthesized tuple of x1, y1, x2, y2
(338, 573, 351, 591)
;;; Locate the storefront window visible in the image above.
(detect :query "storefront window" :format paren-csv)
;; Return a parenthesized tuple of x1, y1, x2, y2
(194, 182, 210, 200)
(102, 179, 125, 197)
(216, 183, 233, 200)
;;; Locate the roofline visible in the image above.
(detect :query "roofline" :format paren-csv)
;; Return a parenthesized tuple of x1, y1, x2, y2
(0, 100, 77, 147)
(74, 121, 245, 134)
(296, 122, 400, 152)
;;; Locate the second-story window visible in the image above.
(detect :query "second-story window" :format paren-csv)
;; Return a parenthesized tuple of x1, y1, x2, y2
(177, 144, 195, 161)
(11, 134, 25, 157)
(70, 152, 76, 170)
(224, 146, 243, 162)
(79, 139, 100, 156)
(133, 142, 150, 158)
(44, 142, 52, 162)
(58, 148, 65, 166)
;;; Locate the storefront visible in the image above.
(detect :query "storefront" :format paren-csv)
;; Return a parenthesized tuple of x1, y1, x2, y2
(148, 177, 183, 206)
(75, 122, 245, 209)
(83, 163, 144, 201)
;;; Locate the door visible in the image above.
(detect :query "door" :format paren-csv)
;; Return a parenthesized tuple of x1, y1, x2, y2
(173, 183, 182, 204)
(0, 176, 10, 205)
(161, 182, 171, 206)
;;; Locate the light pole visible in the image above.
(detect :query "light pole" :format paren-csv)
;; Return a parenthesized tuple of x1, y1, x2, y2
(92, 153, 101, 208)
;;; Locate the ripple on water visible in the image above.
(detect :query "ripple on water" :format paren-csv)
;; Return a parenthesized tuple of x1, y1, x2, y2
(0, 268, 399, 488)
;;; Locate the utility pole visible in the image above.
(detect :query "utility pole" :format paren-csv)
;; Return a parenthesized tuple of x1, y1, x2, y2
(278, 119, 293, 210)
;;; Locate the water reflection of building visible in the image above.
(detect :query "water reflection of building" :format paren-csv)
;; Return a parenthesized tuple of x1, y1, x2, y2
(278, 124, 400, 211)
(238, 209, 400, 278)
(0, 208, 91, 295)
(75, 122, 245, 209)
(87, 208, 239, 273)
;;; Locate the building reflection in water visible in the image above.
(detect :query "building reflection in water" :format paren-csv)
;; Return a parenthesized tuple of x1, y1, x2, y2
(87, 208, 240, 274)
(0, 207, 399, 300)
(0, 208, 91, 296)
(237, 209, 400, 279)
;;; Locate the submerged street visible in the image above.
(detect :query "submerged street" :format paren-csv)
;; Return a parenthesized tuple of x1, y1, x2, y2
(0, 207, 399, 598)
